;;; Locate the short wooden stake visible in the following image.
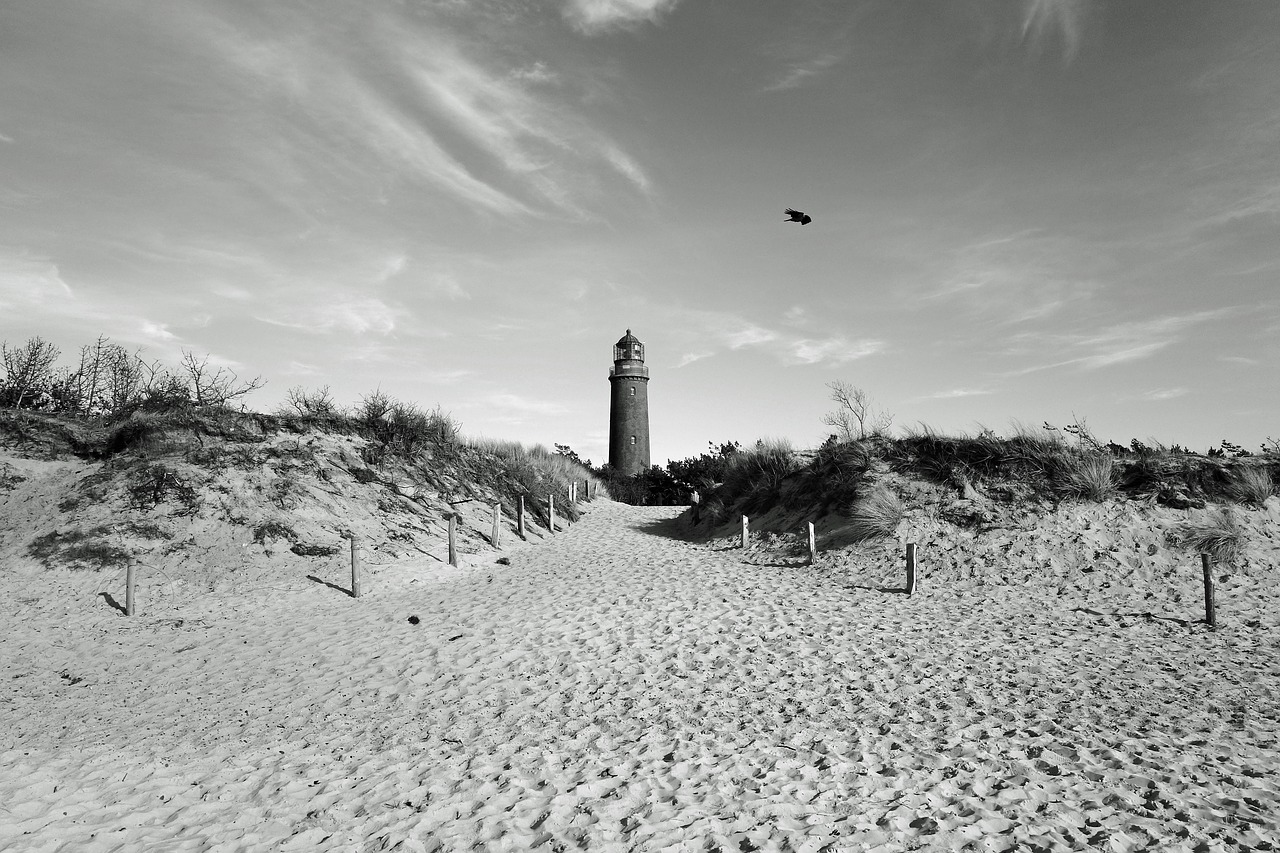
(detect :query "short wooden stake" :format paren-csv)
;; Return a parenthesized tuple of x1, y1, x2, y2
(518, 496, 526, 539)
(448, 515, 458, 567)
(491, 504, 501, 547)
(349, 536, 361, 599)
(549, 494, 556, 533)
(741, 515, 749, 549)
(1202, 553, 1215, 629)
(125, 559, 137, 616)
(905, 543, 917, 595)
(807, 523, 816, 565)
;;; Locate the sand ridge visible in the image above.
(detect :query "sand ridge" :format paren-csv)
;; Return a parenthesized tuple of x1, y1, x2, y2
(2, 500, 1278, 851)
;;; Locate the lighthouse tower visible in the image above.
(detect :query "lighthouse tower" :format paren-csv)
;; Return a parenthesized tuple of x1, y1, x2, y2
(608, 329, 651, 476)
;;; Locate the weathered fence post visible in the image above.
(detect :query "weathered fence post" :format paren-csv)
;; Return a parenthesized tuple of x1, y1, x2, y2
(807, 523, 816, 565)
(125, 558, 137, 616)
(491, 504, 501, 547)
(905, 543, 917, 595)
(448, 515, 458, 567)
(349, 535, 361, 599)
(518, 496, 526, 539)
(549, 494, 556, 533)
(741, 515, 749, 549)
(1202, 553, 1215, 629)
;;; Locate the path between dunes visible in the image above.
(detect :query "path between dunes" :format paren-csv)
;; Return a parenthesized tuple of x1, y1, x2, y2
(2, 501, 1277, 852)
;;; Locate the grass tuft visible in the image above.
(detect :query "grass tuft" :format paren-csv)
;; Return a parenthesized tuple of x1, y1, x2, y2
(1167, 508, 1247, 565)
(845, 486, 903, 542)
(1054, 453, 1117, 501)
(1226, 465, 1275, 506)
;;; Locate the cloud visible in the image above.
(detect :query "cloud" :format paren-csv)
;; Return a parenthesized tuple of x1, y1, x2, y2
(562, 0, 680, 34)
(472, 393, 568, 416)
(763, 52, 844, 93)
(0, 253, 74, 309)
(1003, 309, 1236, 375)
(929, 388, 995, 400)
(787, 337, 884, 365)
(187, 4, 653, 219)
(1140, 388, 1188, 401)
(1020, 0, 1088, 62)
(257, 296, 400, 335)
(677, 351, 713, 368)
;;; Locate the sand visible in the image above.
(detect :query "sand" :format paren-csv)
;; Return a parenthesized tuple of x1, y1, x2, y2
(2, 500, 1278, 852)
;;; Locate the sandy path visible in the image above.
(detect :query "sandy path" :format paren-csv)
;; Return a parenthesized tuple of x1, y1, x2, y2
(2, 501, 1277, 852)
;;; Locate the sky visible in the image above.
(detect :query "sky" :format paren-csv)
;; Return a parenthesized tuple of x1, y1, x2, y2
(1, 0, 1277, 466)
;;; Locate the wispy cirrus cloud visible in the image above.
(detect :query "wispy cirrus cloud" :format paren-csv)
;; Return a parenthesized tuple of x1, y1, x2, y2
(185, 3, 652, 219)
(1140, 388, 1189, 401)
(763, 52, 844, 93)
(1020, 0, 1088, 62)
(1003, 309, 1236, 375)
(928, 388, 995, 400)
(562, 0, 680, 34)
(673, 308, 882, 368)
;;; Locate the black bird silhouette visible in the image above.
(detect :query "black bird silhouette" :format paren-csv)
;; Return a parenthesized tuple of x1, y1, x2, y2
(784, 208, 812, 225)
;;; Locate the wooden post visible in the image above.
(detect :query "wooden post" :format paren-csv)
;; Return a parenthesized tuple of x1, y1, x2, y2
(807, 523, 816, 565)
(349, 536, 361, 599)
(518, 495, 526, 539)
(549, 494, 556, 533)
(905, 543, 917, 595)
(125, 559, 137, 616)
(1202, 553, 1215, 629)
(448, 515, 458, 567)
(491, 504, 501, 547)
(741, 515, 749, 549)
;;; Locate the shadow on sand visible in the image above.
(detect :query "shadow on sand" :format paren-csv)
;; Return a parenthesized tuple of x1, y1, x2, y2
(307, 574, 356, 598)
(1071, 606, 1195, 627)
(100, 591, 127, 614)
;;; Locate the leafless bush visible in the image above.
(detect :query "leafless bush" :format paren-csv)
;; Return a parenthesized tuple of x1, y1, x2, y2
(2, 336, 61, 410)
(822, 381, 893, 441)
(282, 385, 340, 417)
(178, 350, 264, 408)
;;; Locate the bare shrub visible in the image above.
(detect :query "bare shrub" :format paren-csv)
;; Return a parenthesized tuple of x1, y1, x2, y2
(1167, 508, 1246, 565)
(846, 486, 903, 542)
(2, 336, 61, 410)
(282, 385, 340, 417)
(178, 351, 264, 408)
(822, 381, 893, 441)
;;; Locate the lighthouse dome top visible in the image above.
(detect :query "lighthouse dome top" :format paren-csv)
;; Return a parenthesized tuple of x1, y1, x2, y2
(613, 329, 644, 363)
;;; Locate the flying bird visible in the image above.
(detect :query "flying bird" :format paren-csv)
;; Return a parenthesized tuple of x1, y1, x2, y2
(784, 208, 812, 225)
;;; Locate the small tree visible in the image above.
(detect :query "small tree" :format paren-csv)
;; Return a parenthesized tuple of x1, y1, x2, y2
(1, 336, 61, 410)
(282, 385, 339, 417)
(178, 350, 264, 408)
(822, 381, 893, 441)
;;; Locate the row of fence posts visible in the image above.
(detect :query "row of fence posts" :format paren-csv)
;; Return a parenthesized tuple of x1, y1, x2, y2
(117, 480, 595, 613)
(736, 514, 1213, 624)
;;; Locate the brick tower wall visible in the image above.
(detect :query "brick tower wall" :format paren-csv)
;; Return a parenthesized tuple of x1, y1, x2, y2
(608, 371, 650, 476)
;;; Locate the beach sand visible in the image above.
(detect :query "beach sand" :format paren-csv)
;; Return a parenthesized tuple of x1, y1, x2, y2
(2, 500, 1277, 852)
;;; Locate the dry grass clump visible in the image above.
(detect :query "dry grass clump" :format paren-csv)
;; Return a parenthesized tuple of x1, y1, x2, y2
(845, 486, 903, 543)
(1167, 508, 1247, 565)
(718, 438, 800, 513)
(1054, 453, 1117, 501)
(1226, 464, 1275, 506)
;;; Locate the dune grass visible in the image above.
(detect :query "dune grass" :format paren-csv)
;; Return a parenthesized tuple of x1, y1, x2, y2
(1226, 464, 1275, 506)
(846, 486, 903, 542)
(1167, 508, 1247, 565)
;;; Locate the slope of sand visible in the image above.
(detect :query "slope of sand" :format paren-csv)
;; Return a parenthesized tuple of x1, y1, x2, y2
(3, 501, 1278, 852)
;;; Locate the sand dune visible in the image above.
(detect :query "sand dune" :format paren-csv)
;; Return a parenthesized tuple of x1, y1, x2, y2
(3, 501, 1277, 851)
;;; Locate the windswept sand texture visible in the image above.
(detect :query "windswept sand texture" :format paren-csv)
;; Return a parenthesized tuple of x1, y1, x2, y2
(3, 500, 1278, 852)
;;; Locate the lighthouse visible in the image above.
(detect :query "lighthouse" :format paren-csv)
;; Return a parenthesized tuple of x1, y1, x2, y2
(608, 329, 651, 476)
